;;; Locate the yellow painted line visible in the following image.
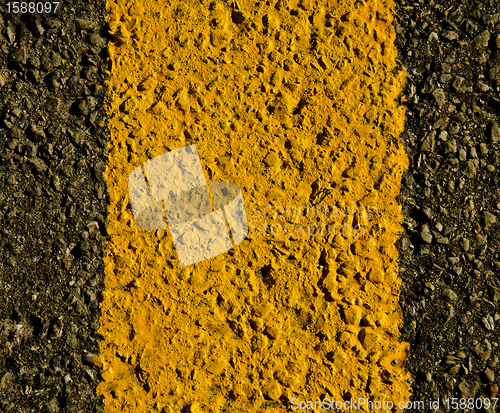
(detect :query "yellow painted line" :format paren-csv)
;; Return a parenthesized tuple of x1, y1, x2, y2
(97, 0, 410, 411)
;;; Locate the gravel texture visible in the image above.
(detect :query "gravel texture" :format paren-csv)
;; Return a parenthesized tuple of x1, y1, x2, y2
(0, 1, 108, 412)
(395, 0, 500, 410)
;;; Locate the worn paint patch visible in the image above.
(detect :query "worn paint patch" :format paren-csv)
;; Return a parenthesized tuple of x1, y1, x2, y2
(97, 0, 411, 411)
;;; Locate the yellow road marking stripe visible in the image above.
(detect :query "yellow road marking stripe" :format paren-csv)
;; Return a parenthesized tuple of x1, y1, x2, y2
(98, 0, 411, 411)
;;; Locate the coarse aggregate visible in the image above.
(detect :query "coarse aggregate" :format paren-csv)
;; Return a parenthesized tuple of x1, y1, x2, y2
(395, 0, 500, 410)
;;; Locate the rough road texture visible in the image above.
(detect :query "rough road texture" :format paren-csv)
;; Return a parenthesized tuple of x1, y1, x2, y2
(1, 0, 500, 412)
(395, 0, 500, 411)
(98, 0, 411, 411)
(0, 1, 107, 412)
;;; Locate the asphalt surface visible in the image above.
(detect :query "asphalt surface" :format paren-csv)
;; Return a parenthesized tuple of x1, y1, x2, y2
(396, 0, 500, 411)
(0, 1, 108, 412)
(0, 0, 499, 412)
